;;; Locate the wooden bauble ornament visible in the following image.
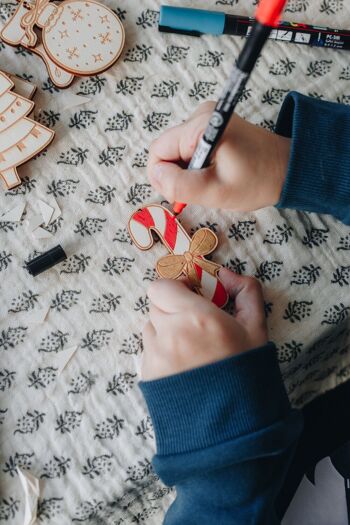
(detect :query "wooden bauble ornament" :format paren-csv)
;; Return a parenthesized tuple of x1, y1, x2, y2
(1, 0, 125, 88)
(128, 204, 229, 309)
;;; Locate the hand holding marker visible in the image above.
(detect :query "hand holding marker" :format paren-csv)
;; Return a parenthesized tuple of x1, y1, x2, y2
(24, 0, 288, 275)
(172, 0, 288, 216)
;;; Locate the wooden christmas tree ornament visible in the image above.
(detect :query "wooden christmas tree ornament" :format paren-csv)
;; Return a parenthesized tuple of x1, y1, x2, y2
(128, 204, 229, 308)
(0, 70, 54, 189)
(1, 0, 125, 88)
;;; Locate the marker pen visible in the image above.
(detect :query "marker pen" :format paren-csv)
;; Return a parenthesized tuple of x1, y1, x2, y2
(159, 6, 350, 51)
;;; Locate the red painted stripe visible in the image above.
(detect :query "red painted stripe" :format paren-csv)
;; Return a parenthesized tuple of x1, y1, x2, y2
(194, 263, 202, 281)
(133, 208, 155, 229)
(212, 281, 228, 308)
(164, 210, 178, 251)
(195, 263, 227, 307)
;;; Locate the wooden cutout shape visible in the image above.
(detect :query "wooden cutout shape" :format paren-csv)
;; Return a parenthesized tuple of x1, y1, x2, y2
(1, 0, 125, 88)
(128, 204, 229, 309)
(0, 70, 54, 189)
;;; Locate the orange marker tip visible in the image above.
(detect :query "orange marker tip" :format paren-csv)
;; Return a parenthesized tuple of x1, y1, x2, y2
(173, 202, 186, 215)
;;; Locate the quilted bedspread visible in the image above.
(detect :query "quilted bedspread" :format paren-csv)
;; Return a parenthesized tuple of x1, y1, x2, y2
(0, 0, 350, 523)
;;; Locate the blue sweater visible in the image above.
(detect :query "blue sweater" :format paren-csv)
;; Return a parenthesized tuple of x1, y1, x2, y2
(139, 92, 350, 524)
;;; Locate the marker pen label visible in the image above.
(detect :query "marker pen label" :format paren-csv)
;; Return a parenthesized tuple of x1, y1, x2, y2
(246, 24, 349, 49)
(160, 6, 350, 51)
(189, 66, 249, 170)
(189, 140, 212, 170)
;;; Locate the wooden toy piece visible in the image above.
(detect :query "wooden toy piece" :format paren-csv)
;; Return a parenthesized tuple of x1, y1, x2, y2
(0, 0, 125, 88)
(0, 71, 54, 189)
(128, 204, 229, 309)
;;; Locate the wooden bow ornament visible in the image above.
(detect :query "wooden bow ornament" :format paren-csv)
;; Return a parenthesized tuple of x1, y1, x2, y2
(156, 228, 221, 287)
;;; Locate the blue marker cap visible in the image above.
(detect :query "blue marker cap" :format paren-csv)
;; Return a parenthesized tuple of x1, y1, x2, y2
(159, 6, 226, 36)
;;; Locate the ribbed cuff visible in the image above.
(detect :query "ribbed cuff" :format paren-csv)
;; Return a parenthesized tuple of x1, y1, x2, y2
(275, 91, 350, 225)
(140, 343, 291, 456)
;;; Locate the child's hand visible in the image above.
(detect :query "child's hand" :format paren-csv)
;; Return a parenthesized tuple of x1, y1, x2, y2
(142, 268, 268, 381)
(147, 102, 291, 212)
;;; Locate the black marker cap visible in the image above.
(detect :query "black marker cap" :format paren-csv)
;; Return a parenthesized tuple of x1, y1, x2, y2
(26, 244, 67, 276)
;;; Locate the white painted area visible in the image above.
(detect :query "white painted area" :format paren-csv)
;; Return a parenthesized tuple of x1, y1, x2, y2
(129, 219, 151, 248)
(149, 206, 167, 237)
(0, 92, 15, 113)
(0, 119, 34, 151)
(1, 168, 20, 187)
(42, 0, 124, 75)
(0, 124, 53, 171)
(0, 70, 13, 96)
(200, 270, 217, 300)
(173, 228, 190, 255)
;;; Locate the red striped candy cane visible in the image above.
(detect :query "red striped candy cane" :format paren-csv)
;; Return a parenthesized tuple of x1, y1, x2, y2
(128, 204, 228, 308)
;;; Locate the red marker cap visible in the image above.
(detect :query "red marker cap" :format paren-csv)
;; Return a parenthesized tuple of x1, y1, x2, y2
(255, 0, 288, 27)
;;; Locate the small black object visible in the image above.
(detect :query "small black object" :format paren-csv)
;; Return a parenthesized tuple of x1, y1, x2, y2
(26, 244, 67, 276)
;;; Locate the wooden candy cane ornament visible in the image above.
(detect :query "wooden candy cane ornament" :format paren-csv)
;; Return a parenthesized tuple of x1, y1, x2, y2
(128, 204, 228, 308)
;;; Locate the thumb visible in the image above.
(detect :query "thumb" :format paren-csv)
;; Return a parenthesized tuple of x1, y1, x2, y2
(149, 161, 218, 206)
(219, 268, 266, 330)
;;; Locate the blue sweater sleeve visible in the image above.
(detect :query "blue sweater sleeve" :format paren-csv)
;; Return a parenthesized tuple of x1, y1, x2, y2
(275, 92, 350, 225)
(140, 343, 303, 524)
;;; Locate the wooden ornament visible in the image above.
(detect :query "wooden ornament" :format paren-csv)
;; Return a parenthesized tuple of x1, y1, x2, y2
(1, 0, 125, 88)
(0, 70, 54, 189)
(128, 204, 229, 309)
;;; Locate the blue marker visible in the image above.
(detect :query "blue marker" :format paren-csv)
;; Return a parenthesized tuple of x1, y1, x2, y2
(159, 6, 350, 51)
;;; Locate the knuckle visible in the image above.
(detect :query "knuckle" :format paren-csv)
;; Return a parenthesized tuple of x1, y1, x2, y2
(191, 309, 216, 332)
